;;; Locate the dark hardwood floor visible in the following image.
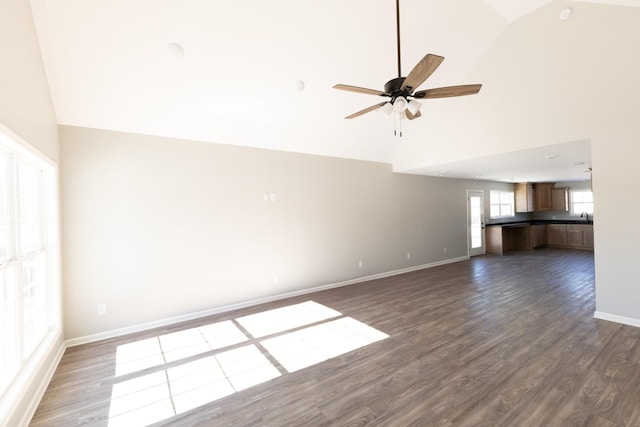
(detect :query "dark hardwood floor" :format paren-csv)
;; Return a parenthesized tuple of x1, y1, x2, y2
(31, 249, 640, 426)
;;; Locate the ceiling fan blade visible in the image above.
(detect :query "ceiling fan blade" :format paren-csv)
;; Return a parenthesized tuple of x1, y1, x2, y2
(400, 54, 445, 93)
(333, 84, 388, 97)
(405, 110, 422, 120)
(414, 84, 482, 99)
(345, 102, 388, 119)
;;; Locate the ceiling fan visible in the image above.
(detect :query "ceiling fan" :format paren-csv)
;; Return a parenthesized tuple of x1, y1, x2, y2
(333, 0, 482, 136)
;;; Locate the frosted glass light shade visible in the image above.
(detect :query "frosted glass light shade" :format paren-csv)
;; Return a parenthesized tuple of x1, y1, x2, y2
(393, 97, 407, 113)
(407, 99, 422, 115)
(379, 102, 394, 116)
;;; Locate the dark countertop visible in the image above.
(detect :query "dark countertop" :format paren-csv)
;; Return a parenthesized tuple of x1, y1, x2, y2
(487, 220, 593, 227)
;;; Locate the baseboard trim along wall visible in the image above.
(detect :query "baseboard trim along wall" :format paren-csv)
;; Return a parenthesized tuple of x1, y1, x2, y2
(2, 333, 66, 427)
(66, 255, 469, 347)
(593, 311, 640, 328)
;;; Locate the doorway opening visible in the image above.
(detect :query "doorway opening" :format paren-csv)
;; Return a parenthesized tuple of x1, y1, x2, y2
(467, 190, 485, 257)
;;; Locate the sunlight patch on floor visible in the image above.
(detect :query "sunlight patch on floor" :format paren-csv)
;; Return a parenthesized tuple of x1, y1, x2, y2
(236, 300, 341, 338)
(108, 301, 387, 426)
(108, 345, 280, 426)
(114, 320, 248, 376)
(261, 317, 389, 372)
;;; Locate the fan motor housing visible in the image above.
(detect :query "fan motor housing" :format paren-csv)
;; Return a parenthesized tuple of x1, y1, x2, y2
(384, 77, 410, 101)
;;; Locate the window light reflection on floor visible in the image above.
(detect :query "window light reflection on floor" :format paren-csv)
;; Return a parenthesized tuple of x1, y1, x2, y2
(108, 301, 388, 426)
(108, 345, 279, 427)
(235, 300, 342, 338)
(261, 317, 389, 372)
(114, 320, 249, 376)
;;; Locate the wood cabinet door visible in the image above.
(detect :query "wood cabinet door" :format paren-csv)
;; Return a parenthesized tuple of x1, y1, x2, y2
(547, 224, 567, 246)
(566, 226, 584, 247)
(535, 183, 553, 211)
(535, 225, 547, 247)
(551, 188, 569, 212)
(583, 228, 594, 249)
(515, 183, 535, 212)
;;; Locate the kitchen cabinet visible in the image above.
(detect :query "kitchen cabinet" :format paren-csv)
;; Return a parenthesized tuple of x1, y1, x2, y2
(548, 224, 593, 250)
(487, 223, 592, 254)
(515, 183, 535, 213)
(516, 182, 568, 212)
(486, 224, 531, 255)
(535, 183, 554, 211)
(567, 225, 594, 249)
(551, 187, 569, 212)
(530, 225, 547, 248)
(583, 227, 594, 249)
(547, 224, 568, 247)
(567, 226, 583, 247)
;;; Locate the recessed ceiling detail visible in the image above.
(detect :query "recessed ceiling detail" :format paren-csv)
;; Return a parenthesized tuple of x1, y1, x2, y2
(560, 7, 573, 20)
(165, 42, 184, 59)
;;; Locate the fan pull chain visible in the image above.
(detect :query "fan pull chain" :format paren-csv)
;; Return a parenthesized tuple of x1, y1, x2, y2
(394, 112, 403, 137)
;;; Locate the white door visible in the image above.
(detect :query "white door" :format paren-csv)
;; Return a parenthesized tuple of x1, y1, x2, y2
(467, 190, 485, 256)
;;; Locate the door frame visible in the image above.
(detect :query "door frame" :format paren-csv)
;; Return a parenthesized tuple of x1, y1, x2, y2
(467, 190, 486, 257)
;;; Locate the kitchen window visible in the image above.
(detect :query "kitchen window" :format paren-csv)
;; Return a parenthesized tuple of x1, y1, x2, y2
(489, 190, 514, 218)
(571, 190, 594, 215)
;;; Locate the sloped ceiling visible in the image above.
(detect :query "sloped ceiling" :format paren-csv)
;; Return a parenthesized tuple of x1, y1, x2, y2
(29, 0, 640, 181)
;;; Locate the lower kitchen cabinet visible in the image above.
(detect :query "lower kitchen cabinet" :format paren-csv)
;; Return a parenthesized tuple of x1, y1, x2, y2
(567, 224, 594, 249)
(549, 224, 593, 250)
(487, 223, 593, 255)
(530, 225, 547, 248)
(583, 227, 594, 249)
(547, 224, 568, 247)
(486, 224, 530, 255)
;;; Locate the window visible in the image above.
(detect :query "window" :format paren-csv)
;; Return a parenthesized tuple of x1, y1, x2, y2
(0, 133, 57, 399)
(489, 190, 514, 218)
(571, 190, 594, 215)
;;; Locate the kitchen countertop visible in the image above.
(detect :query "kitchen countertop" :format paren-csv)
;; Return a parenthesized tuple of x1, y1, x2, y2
(487, 220, 593, 226)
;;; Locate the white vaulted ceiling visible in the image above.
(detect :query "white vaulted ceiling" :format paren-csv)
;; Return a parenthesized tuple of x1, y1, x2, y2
(29, 0, 640, 181)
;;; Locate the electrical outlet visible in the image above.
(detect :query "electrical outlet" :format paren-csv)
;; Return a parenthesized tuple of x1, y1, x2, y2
(358, 260, 363, 268)
(443, 247, 447, 253)
(97, 304, 107, 315)
(407, 252, 411, 259)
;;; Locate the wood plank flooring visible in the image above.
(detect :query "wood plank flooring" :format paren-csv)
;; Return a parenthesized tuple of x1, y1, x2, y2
(30, 249, 640, 426)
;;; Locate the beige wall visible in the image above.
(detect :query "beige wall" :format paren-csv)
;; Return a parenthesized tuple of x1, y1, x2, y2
(0, 0, 58, 162)
(592, 121, 640, 326)
(60, 125, 514, 340)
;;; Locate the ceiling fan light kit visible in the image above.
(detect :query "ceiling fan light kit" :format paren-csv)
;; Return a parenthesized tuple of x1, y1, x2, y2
(407, 99, 421, 115)
(333, 0, 482, 136)
(379, 102, 394, 116)
(393, 97, 408, 113)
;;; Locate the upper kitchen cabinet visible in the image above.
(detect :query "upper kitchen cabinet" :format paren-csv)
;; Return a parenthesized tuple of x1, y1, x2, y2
(515, 183, 535, 213)
(515, 182, 571, 212)
(551, 187, 569, 212)
(534, 183, 554, 211)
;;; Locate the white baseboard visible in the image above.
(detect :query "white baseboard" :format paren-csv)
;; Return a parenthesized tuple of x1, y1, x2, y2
(16, 340, 66, 427)
(66, 255, 469, 347)
(593, 311, 640, 328)
(1, 332, 66, 427)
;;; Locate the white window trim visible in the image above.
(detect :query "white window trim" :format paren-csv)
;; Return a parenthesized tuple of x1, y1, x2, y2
(489, 190, 515, 219)
(569, 189, 594, 216)
(0, 123, 61, 427)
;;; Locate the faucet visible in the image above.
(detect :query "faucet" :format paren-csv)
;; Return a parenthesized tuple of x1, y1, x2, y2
(580, 212, 590, 224)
